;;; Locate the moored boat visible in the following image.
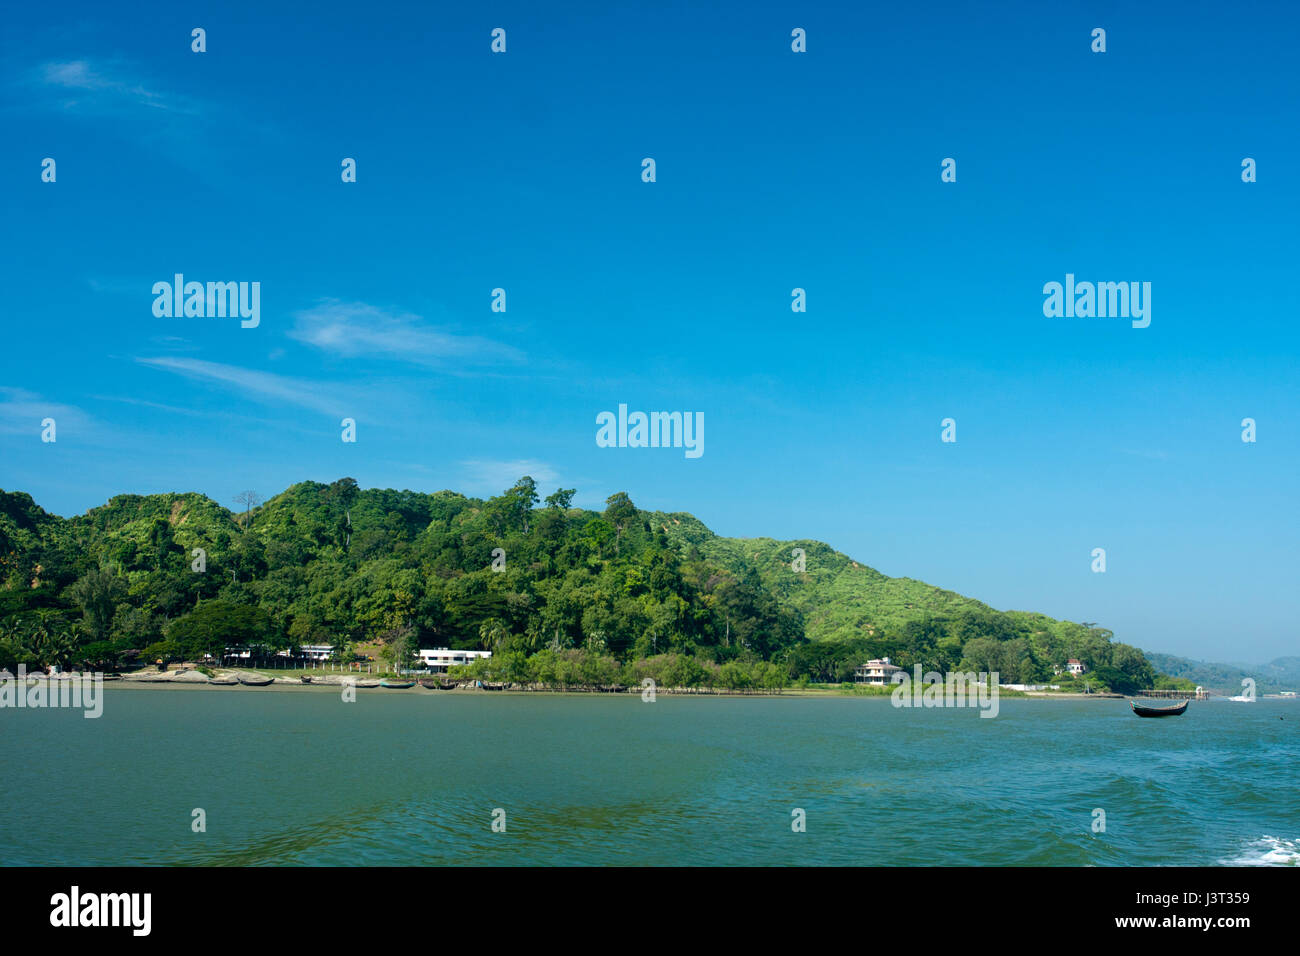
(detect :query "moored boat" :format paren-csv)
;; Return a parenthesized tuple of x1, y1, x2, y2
(1130, 699, 1188, 717)
(237, 674, 275, 686)
(379, 679, 416, 689)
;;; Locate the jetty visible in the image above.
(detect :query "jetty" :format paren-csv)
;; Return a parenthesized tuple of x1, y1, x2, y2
(1135, 687, 1209, 700)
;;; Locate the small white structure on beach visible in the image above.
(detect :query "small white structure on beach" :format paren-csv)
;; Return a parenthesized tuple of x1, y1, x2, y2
(855, 657, 903, 685)
(271, 644, 335, 661)
(417, 648, 492, 673)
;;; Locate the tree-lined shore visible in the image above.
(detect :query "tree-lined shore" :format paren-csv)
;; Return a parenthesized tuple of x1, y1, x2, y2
(1, 477, 1175, 693)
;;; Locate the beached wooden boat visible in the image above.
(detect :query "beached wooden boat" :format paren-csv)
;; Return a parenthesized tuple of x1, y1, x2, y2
(353, 679, 380, 688)
(418, 678, 440, 689)
(380, 679, 415, 689)
(237, 674, 275, 686)
(210, 675, 238, 685)
(1131, 699, 1188, 717)
(300, 675, 313, 684)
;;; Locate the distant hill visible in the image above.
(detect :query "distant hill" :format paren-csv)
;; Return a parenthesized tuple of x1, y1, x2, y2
(645, 510, 1107, 653)
(1144, 652, 1300, 695)
(1, 478, 1157, 690)
(646, 512, 994, 638)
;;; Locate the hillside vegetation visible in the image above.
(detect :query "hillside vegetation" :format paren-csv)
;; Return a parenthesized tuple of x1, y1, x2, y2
(1, 477, 1157, 691)
(1144, 652, 1300, 695)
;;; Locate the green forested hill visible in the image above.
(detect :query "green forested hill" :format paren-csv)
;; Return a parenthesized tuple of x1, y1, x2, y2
(1143, 652, 1300, 695)
(0, 477, 1156, 690)
(649, 515, 994, 638)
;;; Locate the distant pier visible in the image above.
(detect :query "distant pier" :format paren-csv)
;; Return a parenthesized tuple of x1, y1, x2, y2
(1136, 687, 1209, 700)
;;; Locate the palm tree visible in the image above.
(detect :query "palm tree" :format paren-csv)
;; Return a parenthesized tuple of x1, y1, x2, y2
(24, 617, 52, 666)
(0, 618, 25, 646)
(48, 629, 79, 671)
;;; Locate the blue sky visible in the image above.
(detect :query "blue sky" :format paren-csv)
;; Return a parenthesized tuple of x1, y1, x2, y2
(1, 1, 1297, 663)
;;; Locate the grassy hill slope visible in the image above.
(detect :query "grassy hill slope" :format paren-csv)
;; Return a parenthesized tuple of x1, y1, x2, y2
(1, 478, 1156, 690)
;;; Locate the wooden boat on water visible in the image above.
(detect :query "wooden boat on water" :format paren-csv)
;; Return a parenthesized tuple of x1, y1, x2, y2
(380, 679, 416, 689)
(237, 674, 275, 686)
(1131, 698, 1188, 717)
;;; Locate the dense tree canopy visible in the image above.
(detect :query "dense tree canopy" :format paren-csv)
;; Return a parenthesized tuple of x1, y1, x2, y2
(0, 480, 1161, 690)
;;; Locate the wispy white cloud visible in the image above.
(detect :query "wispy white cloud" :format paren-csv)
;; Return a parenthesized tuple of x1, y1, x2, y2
(459, 459, 560, 496)
(89, 392, 307, 433)
(32, 59, 193, 113)
(88, 394, 206, 417)
(15, 57, 275, 187)
(289, 300, 524, 367)
(0, 387, 94, 436)
(136, 357, 364, 417)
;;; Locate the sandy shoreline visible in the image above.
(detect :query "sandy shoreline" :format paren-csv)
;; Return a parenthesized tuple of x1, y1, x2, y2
(62, 670, 1130, 700)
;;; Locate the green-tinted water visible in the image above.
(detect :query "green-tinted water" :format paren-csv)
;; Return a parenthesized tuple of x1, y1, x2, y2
(2, 687, 1297, 865)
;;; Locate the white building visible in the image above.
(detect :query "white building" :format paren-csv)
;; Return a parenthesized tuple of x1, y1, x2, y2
(418, 648, 492, 673)
(272, 644, 335, 661)
(855, 657, 903, 685)
(1066, 659, 1087, 676)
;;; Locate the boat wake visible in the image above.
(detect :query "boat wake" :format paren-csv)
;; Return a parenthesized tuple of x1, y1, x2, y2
(1220, 835, 1300, 866)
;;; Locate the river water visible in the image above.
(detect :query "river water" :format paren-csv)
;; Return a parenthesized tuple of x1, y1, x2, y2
(2, 686, 1296, 866)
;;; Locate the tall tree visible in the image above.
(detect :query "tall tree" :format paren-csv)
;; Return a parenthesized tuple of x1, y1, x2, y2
(507, 476, 539, 533)
(233, 490, 261, 532)
(603, 492, 637, 553)
(68, 567, 126, 642)
(545, 488, 576, 510)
